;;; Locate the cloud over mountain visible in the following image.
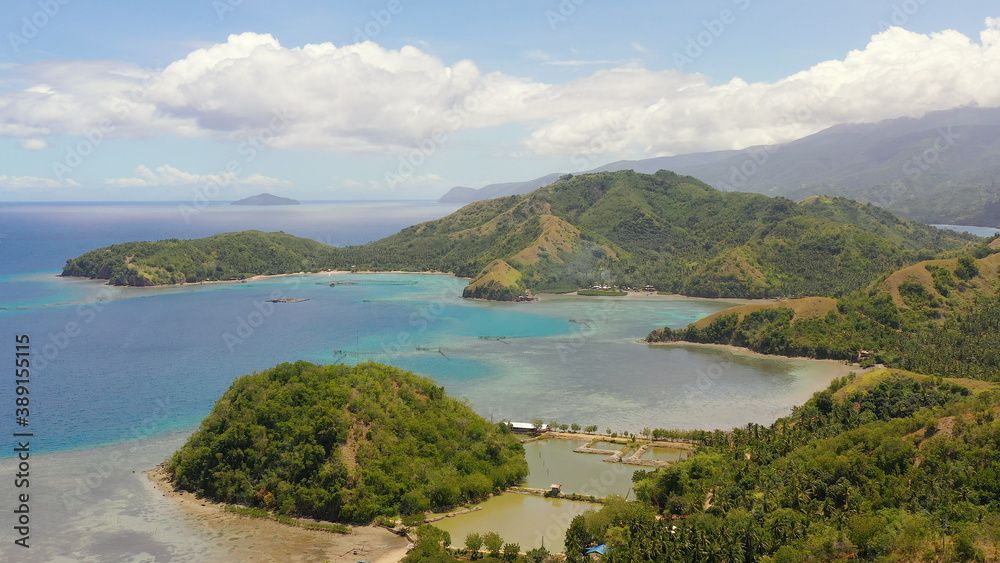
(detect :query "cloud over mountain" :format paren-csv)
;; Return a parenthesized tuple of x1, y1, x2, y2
(1, 19, 999, 159)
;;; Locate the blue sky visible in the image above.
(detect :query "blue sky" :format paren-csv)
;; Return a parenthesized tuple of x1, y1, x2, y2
(1, 0, 999, 200)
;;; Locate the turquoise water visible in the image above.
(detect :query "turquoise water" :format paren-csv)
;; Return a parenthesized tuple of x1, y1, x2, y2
(1, 202, 853, 458)
(0, 201, 863, 562)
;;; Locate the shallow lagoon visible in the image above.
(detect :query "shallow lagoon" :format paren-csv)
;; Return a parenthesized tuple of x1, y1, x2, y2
(432, 493, 596, 554)
(521, 439, 641, 497)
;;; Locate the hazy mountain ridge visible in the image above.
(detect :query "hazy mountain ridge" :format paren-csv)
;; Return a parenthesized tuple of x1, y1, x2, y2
(360, 170, 978, 299)
(440, 108, 1000, 227)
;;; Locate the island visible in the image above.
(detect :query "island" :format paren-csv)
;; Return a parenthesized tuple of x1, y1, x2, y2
(165, 361, 528, 523)
(62, 170, 979, 300)
(230, 192, 300, 205)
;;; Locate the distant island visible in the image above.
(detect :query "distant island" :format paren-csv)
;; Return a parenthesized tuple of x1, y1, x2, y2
(231, 192, 300, 206)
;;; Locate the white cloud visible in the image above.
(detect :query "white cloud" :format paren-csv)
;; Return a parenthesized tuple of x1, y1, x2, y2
(526, 21, 1000, 156)
(0, 175, 80, 190)
(104, 164, 291, 188)
(17, 138, 48, 150)
(543, 59, 623, 67)
(0, 20, 999, 159)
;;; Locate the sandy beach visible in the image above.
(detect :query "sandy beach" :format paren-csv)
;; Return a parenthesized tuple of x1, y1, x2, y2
(146, 466, 411, 563)
(646, 340, 866, 378)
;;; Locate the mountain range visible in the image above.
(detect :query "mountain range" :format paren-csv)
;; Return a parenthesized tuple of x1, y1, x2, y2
(439, 107, 1000, 227)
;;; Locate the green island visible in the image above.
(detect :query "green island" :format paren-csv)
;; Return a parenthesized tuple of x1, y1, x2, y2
(62, 170, 977, 300)
(166, 361, 528, 523)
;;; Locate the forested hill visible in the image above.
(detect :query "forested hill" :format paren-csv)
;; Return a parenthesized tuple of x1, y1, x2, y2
(62, 171, 978, 298)
(342, 170, 977, 299)
(556, 370, 1000, 562)
(61, 230, 341, 286)
(648, 242, 1000, 381)
(167, 361, 528, 523)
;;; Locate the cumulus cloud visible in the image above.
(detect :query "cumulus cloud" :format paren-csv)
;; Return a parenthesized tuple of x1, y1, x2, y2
(527, 21, 1000, 156)
(104, 164, 291, 188)
(0, 20, 998, 158)
(0, 175, 80, 190)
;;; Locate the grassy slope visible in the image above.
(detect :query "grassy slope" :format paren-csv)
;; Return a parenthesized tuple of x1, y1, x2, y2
(649, 249, 1000, 380)
(344, 170, 978, 299)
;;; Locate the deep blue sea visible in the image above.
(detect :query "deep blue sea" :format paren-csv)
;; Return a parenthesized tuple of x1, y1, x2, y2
(1, 201, 853, 458)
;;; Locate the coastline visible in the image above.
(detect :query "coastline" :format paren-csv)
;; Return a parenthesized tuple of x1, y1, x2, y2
(58, 268, 463, 288)
(146, 465, 411, 562)
(646, 340, 866, 377)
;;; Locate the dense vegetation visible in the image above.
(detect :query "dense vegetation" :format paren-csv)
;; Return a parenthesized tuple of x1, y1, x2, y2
(342, 171, 976, 299)
(63, 171, 977, 298)
(561, 370, 1000, 561)
(166, 361, 528, 522)
(62, 230, 341, 286)
(648, 249, 1000, 381)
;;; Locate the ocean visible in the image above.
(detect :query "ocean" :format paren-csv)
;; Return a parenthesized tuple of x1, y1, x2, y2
(0, 200, 857, 560)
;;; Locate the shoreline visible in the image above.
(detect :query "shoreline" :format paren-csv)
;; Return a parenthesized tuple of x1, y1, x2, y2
(646, 340, 866, 376)
(58, 268, 464, 289)
(146, 465, 411, 562)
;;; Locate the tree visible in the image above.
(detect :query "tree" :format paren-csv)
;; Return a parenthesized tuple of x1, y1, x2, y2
(570, 423, 581, 432)
(502, 542, 520, 562)
(404, 525, 456, 562)
(532, 419, 544, 430)
(483, 531, 503, 556)
(559, 424, 570, 431)
(955, 256, 979, 280)
(465, 532, 483, 557)
(524, 546, 551, 563)
(564, 514, 594, 562)
(585, 425, 598, 433)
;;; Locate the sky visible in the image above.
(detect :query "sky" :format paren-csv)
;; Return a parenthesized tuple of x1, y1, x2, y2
(1, 0, 999, 201)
